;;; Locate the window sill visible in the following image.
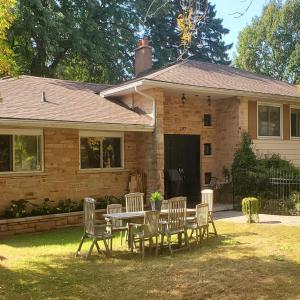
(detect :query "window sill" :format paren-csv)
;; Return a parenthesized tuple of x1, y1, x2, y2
(77, 168, 129, 174)
(257, 136, 283, 140)
(0, 171, 47, 177)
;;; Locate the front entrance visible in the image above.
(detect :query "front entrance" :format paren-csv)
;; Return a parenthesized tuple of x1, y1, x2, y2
(164, 134, 200, 206)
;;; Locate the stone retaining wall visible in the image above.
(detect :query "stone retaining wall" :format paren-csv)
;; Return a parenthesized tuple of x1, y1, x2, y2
(0, 209, 106, 238)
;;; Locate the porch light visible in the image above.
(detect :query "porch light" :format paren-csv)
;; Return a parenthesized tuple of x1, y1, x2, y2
(181, 93, 187, 105)
(207, 95, 211, 106)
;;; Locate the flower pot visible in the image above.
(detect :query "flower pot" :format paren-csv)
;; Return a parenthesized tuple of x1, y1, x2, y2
(151, 200, 162, 211)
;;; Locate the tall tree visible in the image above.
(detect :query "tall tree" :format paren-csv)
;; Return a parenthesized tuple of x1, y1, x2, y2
(0, 0, 17, 77)
(234, 0, 300, 84)
(9, 0, 138, 83)
(137, 0, 232, 69)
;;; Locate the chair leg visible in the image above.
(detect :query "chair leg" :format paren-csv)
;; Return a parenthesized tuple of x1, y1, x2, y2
(76, 233, 86, 257)
(167, 234, 172, 255)
(195, 228, 199, 245)
(211, 220, 218, 236)
(95, 240, 102, 256)
(141, 237, 145, 259)
(155, 236, 158, 257)
(103, 237, 111, 257)
(87, 239, 96, 259)
(184, 229, 190, 250)
(160, 234, 165, 252)
(120, 231, 124, 246)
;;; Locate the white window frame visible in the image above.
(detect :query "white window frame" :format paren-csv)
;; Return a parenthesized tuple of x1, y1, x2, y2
(290, 105, 300, 139)
(257, 102, 283, 139)
(0, 128, 44, 174)
(79, 131, 124, 171)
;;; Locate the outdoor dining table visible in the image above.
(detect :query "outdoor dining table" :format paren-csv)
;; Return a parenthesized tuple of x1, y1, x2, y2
(103, 209, 196, 249)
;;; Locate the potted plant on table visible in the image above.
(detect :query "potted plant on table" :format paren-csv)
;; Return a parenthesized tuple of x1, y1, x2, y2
(150, 192, 163, 211)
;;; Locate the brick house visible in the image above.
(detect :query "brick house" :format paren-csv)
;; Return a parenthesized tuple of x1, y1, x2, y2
(1, 37, 300, 213)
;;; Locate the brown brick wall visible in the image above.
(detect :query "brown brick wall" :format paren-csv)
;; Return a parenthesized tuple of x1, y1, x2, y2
(163, 94, 218, 186)
(0, 128, 138, 214)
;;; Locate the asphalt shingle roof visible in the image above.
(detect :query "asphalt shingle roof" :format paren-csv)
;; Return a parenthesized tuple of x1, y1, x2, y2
(105, 60, 300, 98)
(144, 60, 300, 98)
(0, 76, 151, 126)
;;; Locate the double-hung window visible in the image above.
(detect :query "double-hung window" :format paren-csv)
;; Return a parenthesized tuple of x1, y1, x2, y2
(0, 129, 43, 173)
(291, 108, 300, 138)
(80, 132, 123, 170)
(258, 104, 282, 138)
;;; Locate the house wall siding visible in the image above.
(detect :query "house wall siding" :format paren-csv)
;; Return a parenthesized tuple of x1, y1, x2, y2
(240, 97, 300, 168)
(0, 127, 138, 214)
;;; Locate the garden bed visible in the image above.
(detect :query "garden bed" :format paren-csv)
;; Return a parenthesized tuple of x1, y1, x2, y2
(0, 209, 106, 238)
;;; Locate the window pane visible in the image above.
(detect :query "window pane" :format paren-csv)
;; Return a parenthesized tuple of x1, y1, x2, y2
(80, 137, 101, 169)
(14, 135, 41, 171)
(258, 105, 281, 137)
(103, 138, 121, 168)
(291, 108, 300, 137)
(0, 135, 12, 172)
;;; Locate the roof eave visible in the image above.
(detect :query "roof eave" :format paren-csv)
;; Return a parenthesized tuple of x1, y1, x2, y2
(0, 118, 154, 132)
(102, 78, 300, 102)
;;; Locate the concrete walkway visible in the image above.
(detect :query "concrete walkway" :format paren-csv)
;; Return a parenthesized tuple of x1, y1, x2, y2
(214, 210, 300, 226)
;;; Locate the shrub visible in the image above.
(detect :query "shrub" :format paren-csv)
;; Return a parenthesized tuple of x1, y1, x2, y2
(242, 197, 259, 223)
(4, 199, 28, 218)
(150, 192, 162, 202)
(289, 192, 300, 212)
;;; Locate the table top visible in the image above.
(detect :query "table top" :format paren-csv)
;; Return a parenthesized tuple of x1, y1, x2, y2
(103, 209, 196, 220)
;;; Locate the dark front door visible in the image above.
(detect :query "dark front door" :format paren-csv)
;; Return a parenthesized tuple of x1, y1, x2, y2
(164, 134, 200, 206)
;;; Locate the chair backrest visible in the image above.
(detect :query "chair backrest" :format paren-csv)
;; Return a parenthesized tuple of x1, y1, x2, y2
(167, 197, 187, 231)
(201, 189, 214, 212)
(84, 197, 96, 235)
(144, 211, 160, 237)
(107, 204, 123, 227)
(196, 203, 209, 227)
(161, 200, 168, 210)
(125, 192, 144, 212)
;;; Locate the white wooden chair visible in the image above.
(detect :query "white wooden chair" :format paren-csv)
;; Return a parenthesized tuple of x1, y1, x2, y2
(160, 197, 190, 254)
(130, 210, 160, 259)
(201, 189, 218, 236)
(76, 198, 112, 258)
(125, 192, 144, 212)
(106, 204, 127, 250)
(186, 203, 209, 244)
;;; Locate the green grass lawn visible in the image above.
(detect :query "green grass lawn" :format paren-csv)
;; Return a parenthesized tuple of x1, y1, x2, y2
(1, 221, 300, 300)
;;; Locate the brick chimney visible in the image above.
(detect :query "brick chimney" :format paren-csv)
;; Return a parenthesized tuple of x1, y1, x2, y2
(135, 37, 152, 77)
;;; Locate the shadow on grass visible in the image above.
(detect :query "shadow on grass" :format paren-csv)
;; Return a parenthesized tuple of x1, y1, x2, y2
(0, 248, 300, 300)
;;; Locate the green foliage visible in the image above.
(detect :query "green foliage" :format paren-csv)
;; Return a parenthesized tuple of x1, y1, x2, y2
(150, 191, 162, 202)
(4, 199, 28, 218)
(9, 0, 138, 82)
(6, 0, 231, 81)
(0, 0, 18, 77)
(232, 132, 257, 173)
(289, 192, 300, 212)
(242, 197, 259, 223)
(95, 195, 123, 209)
(232, 132, 300, 205)
(3, 195, 123, 219)
(138, 1, 232, 69)
(234, 0, 300, 84)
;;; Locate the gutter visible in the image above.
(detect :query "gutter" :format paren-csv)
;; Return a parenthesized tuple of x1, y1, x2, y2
(0, 118, 154, 132)
(134, 86, 156, 127)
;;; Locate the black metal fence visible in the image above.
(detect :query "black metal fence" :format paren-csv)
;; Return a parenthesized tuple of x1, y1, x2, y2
(232, 168, 300, 213)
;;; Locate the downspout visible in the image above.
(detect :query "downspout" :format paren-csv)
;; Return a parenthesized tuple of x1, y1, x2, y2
(134, 86, 156, 127)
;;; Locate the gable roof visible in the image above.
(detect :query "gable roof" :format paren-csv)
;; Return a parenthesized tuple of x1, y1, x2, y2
(0, 76, 152, 130)
(102, 60, 300, 99)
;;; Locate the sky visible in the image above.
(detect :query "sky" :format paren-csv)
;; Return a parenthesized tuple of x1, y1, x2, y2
(210, 0, 270, 59)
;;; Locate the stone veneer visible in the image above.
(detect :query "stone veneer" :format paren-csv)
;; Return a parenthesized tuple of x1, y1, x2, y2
(0, 209, 106, 238)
